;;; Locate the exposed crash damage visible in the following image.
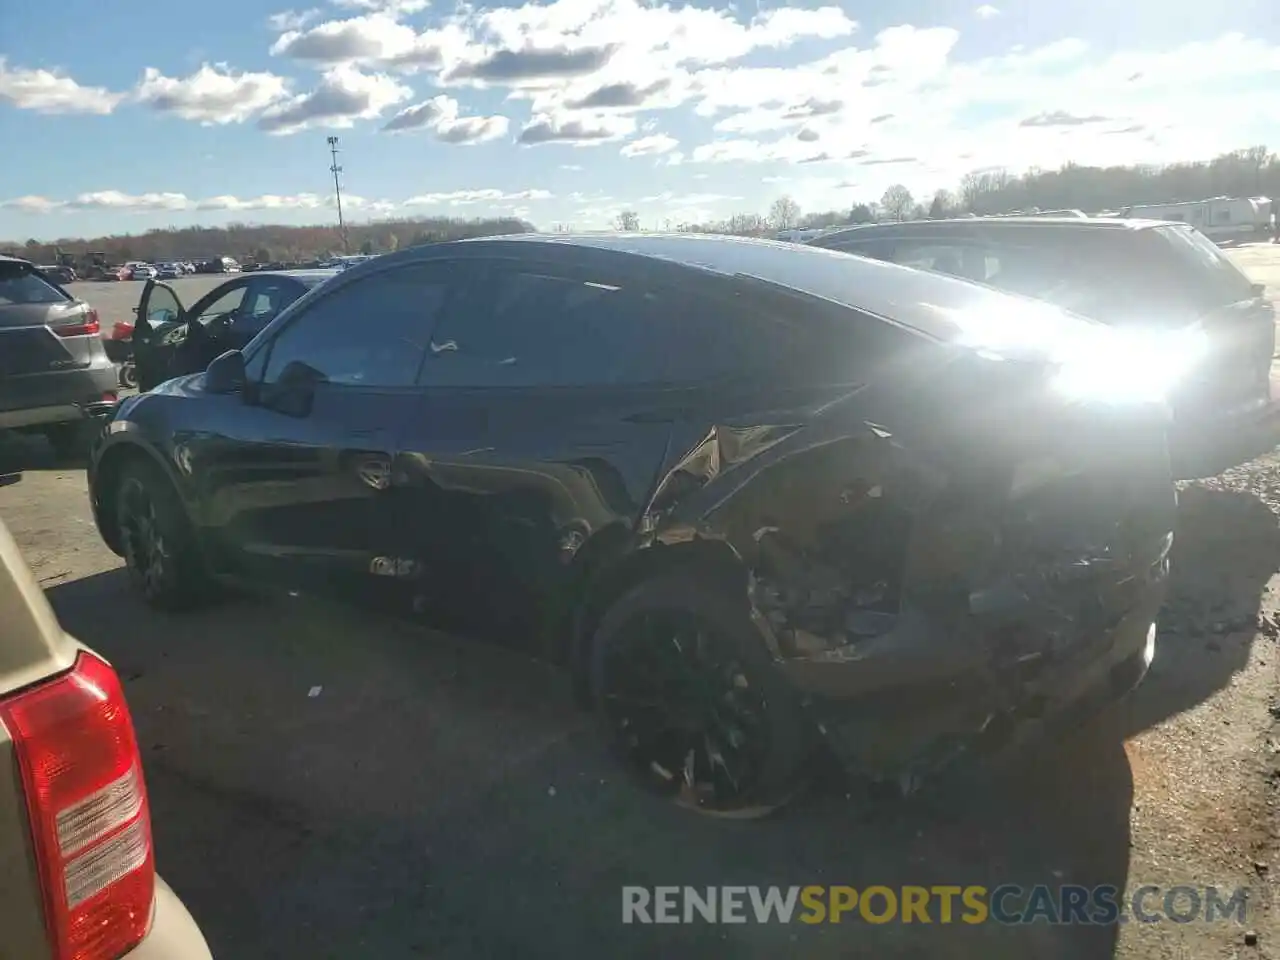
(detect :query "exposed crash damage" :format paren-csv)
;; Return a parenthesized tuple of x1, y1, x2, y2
(622, 401, 1174, 798)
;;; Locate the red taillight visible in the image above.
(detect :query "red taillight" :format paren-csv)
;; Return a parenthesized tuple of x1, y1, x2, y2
(54, 310, 100, 338)
(0, 652, 154, 960)
(109, 321, 133, 342)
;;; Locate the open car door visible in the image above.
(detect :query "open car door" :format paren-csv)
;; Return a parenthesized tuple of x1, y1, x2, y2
(133, 279, 187, 392)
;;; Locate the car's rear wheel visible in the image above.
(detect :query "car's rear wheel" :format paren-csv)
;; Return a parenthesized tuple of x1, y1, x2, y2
(589, 573, 813, 817)
(115, 461, 205, 610)
(43, 421, 92, 461)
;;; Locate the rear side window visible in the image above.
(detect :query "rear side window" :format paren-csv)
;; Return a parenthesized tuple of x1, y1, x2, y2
(421, 270, 685, 387)
(420, 264, 908, 389)
(0, 263, 66, 306)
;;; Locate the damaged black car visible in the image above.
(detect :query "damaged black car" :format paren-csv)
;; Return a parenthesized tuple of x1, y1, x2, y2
(86, 235, 1176, 815)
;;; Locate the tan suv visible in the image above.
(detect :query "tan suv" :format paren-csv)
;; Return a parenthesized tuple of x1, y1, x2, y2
(0, 519, 212, 959)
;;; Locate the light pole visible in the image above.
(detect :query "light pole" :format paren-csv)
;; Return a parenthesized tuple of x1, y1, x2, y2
(326, 136, 348, 254)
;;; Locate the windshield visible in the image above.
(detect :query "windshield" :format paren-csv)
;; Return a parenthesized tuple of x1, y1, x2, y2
(0, 262, 67, 306)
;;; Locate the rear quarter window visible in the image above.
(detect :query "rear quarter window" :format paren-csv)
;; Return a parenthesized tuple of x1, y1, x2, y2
(0, 263, 67, 306)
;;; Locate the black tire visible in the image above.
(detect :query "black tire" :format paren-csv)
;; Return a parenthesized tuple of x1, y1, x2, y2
(114, 460, 206, 610)
(589, 572, 813, 817)
(118, 362, 138, 389)
(43, 421, 92, 461)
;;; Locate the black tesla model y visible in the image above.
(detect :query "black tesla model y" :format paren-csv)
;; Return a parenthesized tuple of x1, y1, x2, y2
(87, 234, 1176, 815)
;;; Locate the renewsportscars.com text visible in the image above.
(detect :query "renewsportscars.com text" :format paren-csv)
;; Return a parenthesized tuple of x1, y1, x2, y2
(621, 885, 1249, 926)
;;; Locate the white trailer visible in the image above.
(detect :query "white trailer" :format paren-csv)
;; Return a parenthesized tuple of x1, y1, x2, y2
(1117, 197, 1271, 242)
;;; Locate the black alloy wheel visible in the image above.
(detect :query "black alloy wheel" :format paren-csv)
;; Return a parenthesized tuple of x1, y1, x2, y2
(592, 575, 811, 817)
(118, 475, 171, 601)
(113, 462, 204, 610)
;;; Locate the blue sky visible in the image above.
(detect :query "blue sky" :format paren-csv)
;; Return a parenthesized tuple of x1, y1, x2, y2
(1, 0, 1278, 240)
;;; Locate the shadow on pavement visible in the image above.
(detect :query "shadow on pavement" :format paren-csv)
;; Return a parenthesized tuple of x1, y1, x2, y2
(0, 431, 89, 473)
(1121, 485, 1280, 738)
(48, 568, 1134, 960)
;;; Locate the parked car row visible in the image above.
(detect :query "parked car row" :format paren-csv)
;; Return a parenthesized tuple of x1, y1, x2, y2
(83, 222, 1274, 820)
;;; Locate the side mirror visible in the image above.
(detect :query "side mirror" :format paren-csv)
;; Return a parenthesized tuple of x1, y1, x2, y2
(1251, 281, 1267, 298)
(204, 349, 246, 395)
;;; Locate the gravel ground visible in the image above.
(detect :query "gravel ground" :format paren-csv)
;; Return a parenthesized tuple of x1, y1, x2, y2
(0, 246, 1277, 958)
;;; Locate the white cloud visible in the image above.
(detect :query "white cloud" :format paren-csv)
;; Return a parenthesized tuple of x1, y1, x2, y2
(2, 189, 546, 216)
(383, 94, 509, 142)
(71, 191, 191, 211)
(195, 193, 327, 211)
(403, 188, 553, 207)
(975, 5, 1000, 19)
(257, 64, 411, 134)
(267, 8, 322, 31)
(620, 133, 679, 157)
(0, 196, 66, 213)
(0, 58, 122, 114)
(332, 0, 430, 13)
(135, 64, 290, 124)
(270, 13, 466, 72)
(518, 112, 635, 145)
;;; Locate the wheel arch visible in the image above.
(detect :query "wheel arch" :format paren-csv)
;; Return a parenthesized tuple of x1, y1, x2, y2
(93, 438, 189, 555)
(566, 535, 749, 706)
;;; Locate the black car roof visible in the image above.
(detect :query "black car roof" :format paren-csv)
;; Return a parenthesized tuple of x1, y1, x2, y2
(812, 215, 1175, 247)
(255, 268, 339, 286)
(433, 232, 1099, 355)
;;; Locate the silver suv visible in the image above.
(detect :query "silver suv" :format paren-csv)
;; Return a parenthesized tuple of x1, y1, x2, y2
(0, 256, 119, 457)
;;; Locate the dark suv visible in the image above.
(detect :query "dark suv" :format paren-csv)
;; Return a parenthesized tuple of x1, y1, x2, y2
(86, 235, 1174, 815)
(809, 218, 1277, 477)
(0, 256, 118, 456)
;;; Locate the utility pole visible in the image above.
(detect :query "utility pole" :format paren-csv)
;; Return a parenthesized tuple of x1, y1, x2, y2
(326, 136, 348, 253)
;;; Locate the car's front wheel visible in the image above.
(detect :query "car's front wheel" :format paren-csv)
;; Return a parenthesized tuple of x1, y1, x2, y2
(115, 461, 205, 610)
(589, 573, 813, 817)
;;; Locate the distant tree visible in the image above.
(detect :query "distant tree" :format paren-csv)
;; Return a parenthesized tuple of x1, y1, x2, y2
(385, 232, 400, 252)
(615, 210, 641, 231)
(880, 184, 915, 221)
(769, 195, 801, 230)
(359, 238, 375, 255)
(928, 189, 954, 219)
(849, 203, 875, 223)
(254, 247, 273, 263)
(725, 212, 768, 235)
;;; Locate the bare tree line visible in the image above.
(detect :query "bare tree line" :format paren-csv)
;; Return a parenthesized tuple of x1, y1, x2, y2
(3, 215, 536, 268)
(617, 145, 1280, 236)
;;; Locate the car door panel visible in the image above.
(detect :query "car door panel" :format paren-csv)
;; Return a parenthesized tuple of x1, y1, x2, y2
(393, 385, 676, 645)
(189, 384, 402, 599)
(181, 261, 451, 599)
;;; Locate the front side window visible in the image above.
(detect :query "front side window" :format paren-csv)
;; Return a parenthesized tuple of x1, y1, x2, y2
(261, 263, 452, 388)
